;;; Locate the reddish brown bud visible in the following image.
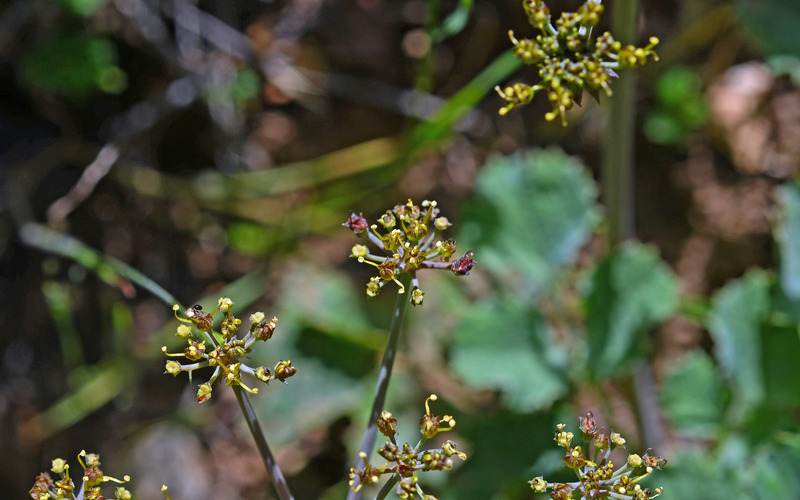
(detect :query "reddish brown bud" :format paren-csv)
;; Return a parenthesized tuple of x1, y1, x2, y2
(344, 213, 369, 235)
(451, 251, 476, 276)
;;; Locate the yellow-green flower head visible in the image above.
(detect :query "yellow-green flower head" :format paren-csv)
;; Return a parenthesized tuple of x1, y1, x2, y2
(346, 199, 474, 303)
(497, 0, 659, 125)
(528, 476, 547, 492)
(611, 431, 626, 447)
(217, 297, 234, 312)
(250, 311, 266, 324)
(165, 360, 181, 376)
(351, 244, 369, 259)
(176, 324, 192, 338)
(627, 453, 643, 468)
(51, 458, 67, 474)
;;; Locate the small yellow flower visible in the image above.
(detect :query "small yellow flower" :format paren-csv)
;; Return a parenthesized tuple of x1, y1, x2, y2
(176, 324, 192, 338)
(529, 476, 548, 492)
(165, 360, 181, 376)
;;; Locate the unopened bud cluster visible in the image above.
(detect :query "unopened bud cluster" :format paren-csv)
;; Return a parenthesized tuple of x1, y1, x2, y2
(163, 298, 296, 403)
(344, 199, 475, 306)
(496, 0, 659, 125)
(529, 412, 666, 499)
(349, 395, 467, 499)
(29, 450, 133, 500)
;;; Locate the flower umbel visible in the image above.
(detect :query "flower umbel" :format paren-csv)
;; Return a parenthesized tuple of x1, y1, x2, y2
(29, 450, 132, 500)
(344, 199, 475, 305)
(529, 412, 666, 499)
(163, 298, 295, 403)
(348, 394, 466, 499)
(496, 0, 659, 125)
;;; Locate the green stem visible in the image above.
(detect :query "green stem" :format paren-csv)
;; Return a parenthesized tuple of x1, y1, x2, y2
(348, 273, 413, 500)
(601, 0, 666, 451)
(233, 386, 295, 500)
(601, 0, 639, 244)
(375, 474, 400, 500)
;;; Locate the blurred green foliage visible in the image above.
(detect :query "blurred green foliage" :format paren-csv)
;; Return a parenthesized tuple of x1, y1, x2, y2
(644, 66, 708, 145)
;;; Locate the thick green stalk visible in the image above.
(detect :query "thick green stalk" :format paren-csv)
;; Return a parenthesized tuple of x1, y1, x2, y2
(601, 0, 638, 244)
(233, 386, 294, 500)
(601, 0, 666, 450)
(348, 273, 413, 500)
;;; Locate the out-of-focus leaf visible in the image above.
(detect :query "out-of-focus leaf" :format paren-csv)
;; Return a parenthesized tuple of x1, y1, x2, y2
(447, 411, 554, 500)
(736, 0, 800, 57)
(61, 0, 105, 16)
(708, 270, 770, 421)
(459, 149, 598, 300)
(774, 182, 800, 299)
(585, 243, 679, 379)
(761, 323, 800, 410)
(749, 445, 800, 500)
(277, 264, 386, 352)
(23, 33, 126, 97)
(661, 350, 725, 437)
(409, 49, 521, 149)
(449, 299, 568, 412)
(431, 0, 474, 43)
(227, 221, 274, 256)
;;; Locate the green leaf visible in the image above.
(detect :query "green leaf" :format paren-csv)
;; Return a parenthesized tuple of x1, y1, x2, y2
(449, 299, 568, 412)
(736, 0, 800, 57)
(585, 243, 679, 378)
(459, 149, 598, 300)
(431, 0, 474, 43)
(761, 323, 800, 410)
(24, 33, 126, 98)
(660, 350, 725, 437)
(774, 182, 800, 299)
(708, 270, 770, 421)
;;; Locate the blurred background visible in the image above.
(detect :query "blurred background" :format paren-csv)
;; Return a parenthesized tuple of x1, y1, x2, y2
(3, 0, 800, 498)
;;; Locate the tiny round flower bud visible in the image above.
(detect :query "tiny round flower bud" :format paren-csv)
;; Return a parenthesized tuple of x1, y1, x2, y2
(351, 244, 369, 259)
(451, 251, 476, 276)
(250, 311, 266, 324)
(366, 280, 380, 297)
(255, 366, 271, 383)
(344, 213, 369, 234)
(379, 211, 396, 229)
(165, 360, 182, 376)
(611, 432, 626, 448)
(274, 360, 296, 382)
(376, 410, 398, 438)
(217, 297, 233, 312)
(115, 487, 132, 500)
(84, 453, 100, 467)
(197, 383, 212, 404)
(51, 458, 67, 474)
(411, 287, 424, 306)
(627, 454, 643, 468)
(434, 217, 451, 230)
(528, 476, 547, 492)
(176, 324, 192, 338)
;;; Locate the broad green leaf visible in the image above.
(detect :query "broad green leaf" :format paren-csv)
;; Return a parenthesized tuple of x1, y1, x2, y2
(660, 350, 725, 437)
(459, 149, 598, 300)
(774, 182, 800, 299)
(736, 0, 800, 57)
(708, 270, 770, 421)
(446, 411, 554, 500)
(449, 299, 568, 412)
(24, 33, 126, 98)
(585, 243, 679, 378)
(761, 323, 800, 410)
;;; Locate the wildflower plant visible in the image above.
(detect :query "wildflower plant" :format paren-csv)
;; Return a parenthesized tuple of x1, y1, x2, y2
(349, 395, 467, 500)
(163, 297, 296, 500)
(29, 450, 132, 500)
(529, 412, 666, 499)
(344, 200, 474, 499)
(344, 199, 475, 306)
(495, 0, 659, 125)
(163, 298, 296, 402)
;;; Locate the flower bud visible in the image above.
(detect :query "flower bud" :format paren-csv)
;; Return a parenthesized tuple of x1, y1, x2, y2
(344, 213, 369, 234)
(274, 360, 296, 382)
(451, 251, 476, 276)
(197, 383, 212, 404)
(165, 360, 182, 376)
